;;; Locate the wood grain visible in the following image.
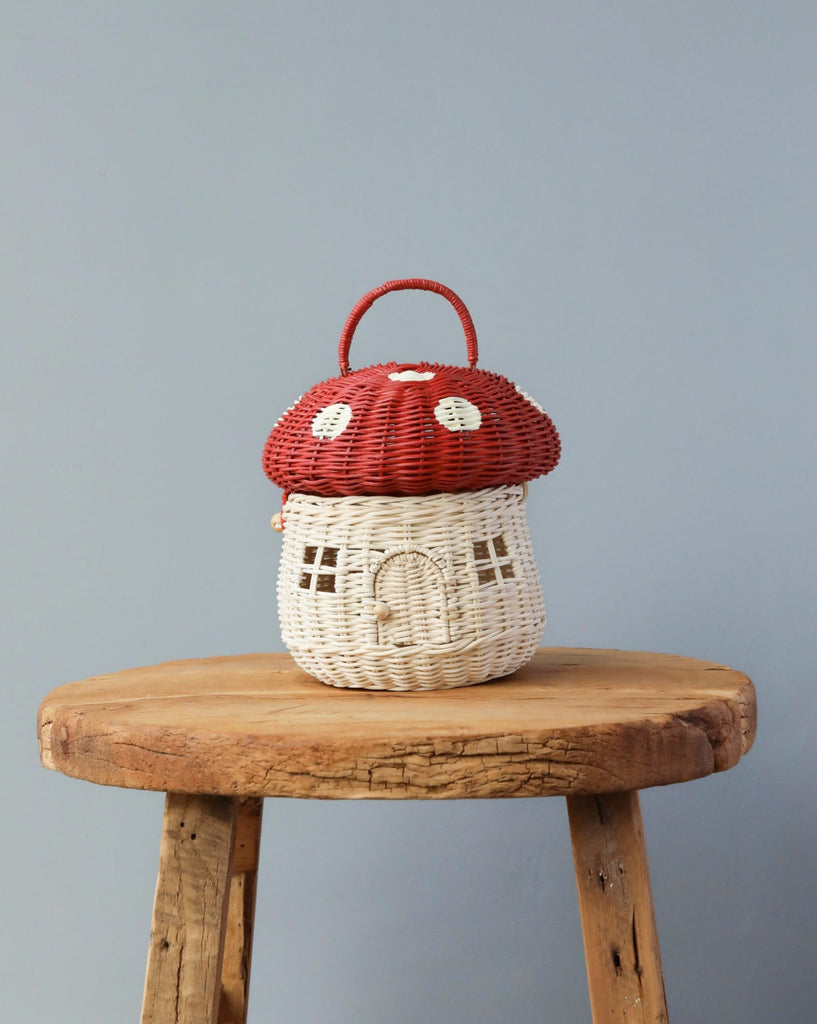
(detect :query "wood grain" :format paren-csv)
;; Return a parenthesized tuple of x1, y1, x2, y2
(217, 798, 263, 1024)
(38, 648, 756, 799)
(140, 794, 237, 1024)
(568, 792, 669, 1023)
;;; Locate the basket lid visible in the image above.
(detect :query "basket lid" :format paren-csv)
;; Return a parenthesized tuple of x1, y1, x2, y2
(262, 279, 560, 497)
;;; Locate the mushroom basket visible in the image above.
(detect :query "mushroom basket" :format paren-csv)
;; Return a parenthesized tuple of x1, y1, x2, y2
(263, 278, 561, 691)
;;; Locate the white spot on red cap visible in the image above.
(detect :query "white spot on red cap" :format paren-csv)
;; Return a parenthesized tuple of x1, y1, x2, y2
(312, 403, 352, 440)
(434, 396, 482, 432)
(388, 369, 436, 381)
(514, 385, 545, 414)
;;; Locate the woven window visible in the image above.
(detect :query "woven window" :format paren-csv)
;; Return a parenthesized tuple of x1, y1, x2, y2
(299, 545, 339, 593)
(473, 535, 515, 586)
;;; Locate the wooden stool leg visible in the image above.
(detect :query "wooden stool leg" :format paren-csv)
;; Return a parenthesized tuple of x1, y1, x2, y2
(217, 797, 264, 1024)
(141, 793, 238, 1024)
(567, 791, 669, 1024)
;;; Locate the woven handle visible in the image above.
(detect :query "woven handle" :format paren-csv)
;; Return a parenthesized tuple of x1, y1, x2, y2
(338, 278, 479, 375)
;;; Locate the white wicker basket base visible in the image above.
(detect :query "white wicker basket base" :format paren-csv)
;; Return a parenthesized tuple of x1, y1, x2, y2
(277, 484, 545, 691)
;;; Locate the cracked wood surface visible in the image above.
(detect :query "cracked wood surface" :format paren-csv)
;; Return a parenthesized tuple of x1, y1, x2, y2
(141, 794, 236, 1024)
(217, 798, 262, 1024)
(38, 648, 756, 799)
(568, 791, 669, 1023)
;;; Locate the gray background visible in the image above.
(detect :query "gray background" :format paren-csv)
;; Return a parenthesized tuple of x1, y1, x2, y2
(3, 3, 815, 1021)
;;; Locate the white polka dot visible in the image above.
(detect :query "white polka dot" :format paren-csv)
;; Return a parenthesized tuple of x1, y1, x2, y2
(388, 369, 436, 381)
(515, 386, 545, 414)
(312, 403, 352, 440)
(434, 396, 482, 432)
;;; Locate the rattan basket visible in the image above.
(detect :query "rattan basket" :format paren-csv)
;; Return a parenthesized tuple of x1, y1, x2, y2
(263, 278, 560, 690)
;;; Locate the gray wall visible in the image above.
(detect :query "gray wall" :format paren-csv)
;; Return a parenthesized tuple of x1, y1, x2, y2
(3, 3, 815, 1021)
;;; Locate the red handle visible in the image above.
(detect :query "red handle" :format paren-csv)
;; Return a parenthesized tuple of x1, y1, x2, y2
(338, 278, 479, 375)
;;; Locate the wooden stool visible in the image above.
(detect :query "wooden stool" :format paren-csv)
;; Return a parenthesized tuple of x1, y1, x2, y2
(38, 648, 756, 1023)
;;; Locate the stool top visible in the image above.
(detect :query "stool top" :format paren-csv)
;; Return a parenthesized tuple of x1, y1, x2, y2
(38, 649, 756, 800)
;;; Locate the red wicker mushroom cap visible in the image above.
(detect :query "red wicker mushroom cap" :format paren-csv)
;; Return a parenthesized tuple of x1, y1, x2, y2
(263, 361, 560, 497)
(262, 278, 560, 497)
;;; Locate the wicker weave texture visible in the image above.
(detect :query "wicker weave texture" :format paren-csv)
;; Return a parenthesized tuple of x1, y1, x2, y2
(263, 361, 560, 497)
(264, 278, 559, 497)
(277, 484, 545, 690)
(338, 278, 479, 373)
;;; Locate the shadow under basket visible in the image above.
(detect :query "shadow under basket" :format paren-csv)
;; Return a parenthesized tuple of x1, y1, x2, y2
(277, 484, 545, 691)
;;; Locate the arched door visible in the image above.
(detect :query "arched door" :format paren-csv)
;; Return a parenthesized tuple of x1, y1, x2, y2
(374, 552, 449, 647)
